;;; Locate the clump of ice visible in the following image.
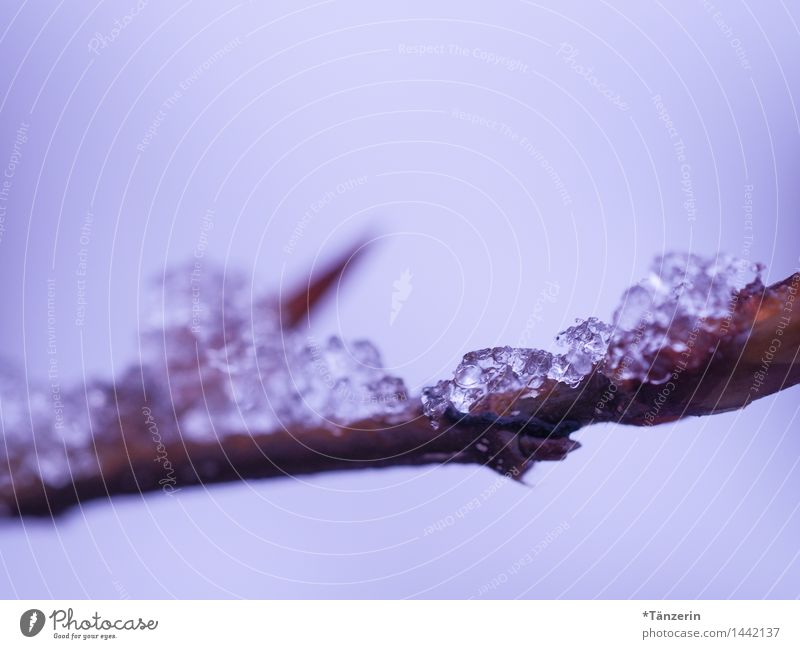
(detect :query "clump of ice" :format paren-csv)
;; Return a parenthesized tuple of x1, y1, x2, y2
(190, 334, 408, 438)
(422, 347, 552, 422)
(421, 318, 612, 422)
(0, 363, 98, 492)
(144, 264, 409, 440)
(552, 317, 614, 386)
(422, 252, 761, 423)
(2, 264, 410, 495)
(605, 252, 763, 383)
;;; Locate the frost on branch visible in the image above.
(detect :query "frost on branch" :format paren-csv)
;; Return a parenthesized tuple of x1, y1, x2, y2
(605, 252, 765, 384)
(1, 264, 411, 509)
(421, 318, 612, 425)
(421, 253, 794, 432)
(0, 251, 798, 516)
(149, 265, 410, 437)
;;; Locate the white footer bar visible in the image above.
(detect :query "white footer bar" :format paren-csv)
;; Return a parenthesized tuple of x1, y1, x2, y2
(1, 600, 796, 647)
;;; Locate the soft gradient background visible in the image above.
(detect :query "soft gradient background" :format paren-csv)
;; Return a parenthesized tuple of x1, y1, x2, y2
(0, 0, 799, 598)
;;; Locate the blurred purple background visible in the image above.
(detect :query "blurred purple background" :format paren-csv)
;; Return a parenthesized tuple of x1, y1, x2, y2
(1, 0, 799, 598)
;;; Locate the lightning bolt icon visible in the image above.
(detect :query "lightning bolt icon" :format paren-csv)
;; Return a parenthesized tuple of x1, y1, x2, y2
(28, 611, 38, 632)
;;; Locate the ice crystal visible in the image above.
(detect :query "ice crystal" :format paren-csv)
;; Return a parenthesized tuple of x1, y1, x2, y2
(553, 317, 614, 386)
(605, 252, 763, 383)
(421, 318, 612, 423)
(138, 264, 411, 439)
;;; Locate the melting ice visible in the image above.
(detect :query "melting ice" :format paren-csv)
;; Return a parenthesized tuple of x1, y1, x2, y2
(0, 252, 769, 491)
(605, 252, 763, 383)
(421, 319, 612, 423)
(144, 265, 410, 438)
(1, 264, 409, 492)
(422, 252, 763, 423)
